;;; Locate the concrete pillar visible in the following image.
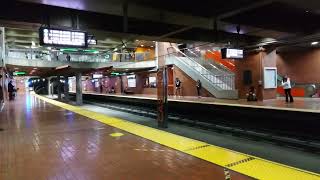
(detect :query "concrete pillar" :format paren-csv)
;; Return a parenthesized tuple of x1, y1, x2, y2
(156, 42, 175, 128)
(235, 49, 277, 100)
(57, 76, 62, 100)
(47, 77, 52, 96)
(76, 73, 82, 105)
(64, 76, 69, 101)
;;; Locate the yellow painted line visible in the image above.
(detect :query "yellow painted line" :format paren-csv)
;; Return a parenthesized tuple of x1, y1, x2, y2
(33, 93, 320, 180)
(110, 132, 124, 137)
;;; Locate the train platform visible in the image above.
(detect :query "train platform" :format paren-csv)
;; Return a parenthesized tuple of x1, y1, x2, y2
(1, 93, 319, 179)
(78, 92, 320, 113)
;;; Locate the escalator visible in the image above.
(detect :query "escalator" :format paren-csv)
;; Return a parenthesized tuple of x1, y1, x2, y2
(165, 47, 238, 99)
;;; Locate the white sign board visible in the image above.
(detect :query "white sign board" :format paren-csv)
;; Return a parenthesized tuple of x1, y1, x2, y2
(264, 67, 277, 89)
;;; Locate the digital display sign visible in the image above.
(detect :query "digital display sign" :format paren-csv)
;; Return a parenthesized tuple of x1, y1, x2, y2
(92, 74, 103, 79)
(221, 48, 243, 59)
(39, 27, 87, 48)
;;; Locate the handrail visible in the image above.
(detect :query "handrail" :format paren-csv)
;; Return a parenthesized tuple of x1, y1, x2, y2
(6, 49, 155, 63)
(170, 47, 235, 90)
(170, 52, 235, 90)
(185, 49, 233, 75)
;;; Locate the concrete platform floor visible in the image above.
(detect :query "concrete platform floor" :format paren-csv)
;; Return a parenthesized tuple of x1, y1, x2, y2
(79, 91, 320, 113)
(0, 93, 250, 180)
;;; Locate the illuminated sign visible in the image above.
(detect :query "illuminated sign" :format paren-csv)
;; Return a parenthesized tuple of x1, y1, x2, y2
(39, 27, 87, 48)
(88, 39, 97, 45)
(13, 71, 26, 76)
(221, 48, 243, 59)
(92, 74, 103, 79)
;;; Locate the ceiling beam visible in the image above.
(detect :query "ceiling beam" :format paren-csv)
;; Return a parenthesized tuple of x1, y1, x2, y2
(216, 0, 274, 20)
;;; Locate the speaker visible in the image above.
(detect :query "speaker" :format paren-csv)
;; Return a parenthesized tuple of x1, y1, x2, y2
(243, 70, 252, 85)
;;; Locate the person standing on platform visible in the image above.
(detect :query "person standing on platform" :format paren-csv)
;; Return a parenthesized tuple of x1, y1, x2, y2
(8, 80, 15, 101)
(0, 75, 3, 104)
(196, 80, 202, 98)
(66, 54, 71, 61)
(282, 75, 294, 103)
(175, 77, 182, 97)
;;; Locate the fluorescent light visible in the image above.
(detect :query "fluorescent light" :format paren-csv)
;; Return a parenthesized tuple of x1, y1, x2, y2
(55, 65, 70, 70)
(140, 44, 144, 47)
(311, 42, 319, 45)
(151, 46, 154, 48)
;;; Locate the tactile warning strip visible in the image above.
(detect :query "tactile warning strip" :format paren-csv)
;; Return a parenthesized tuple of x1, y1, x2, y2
(33, 94, 320, 180)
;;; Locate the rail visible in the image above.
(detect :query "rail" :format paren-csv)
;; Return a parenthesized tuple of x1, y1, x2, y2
(185, 49, 233, 75)
(6, 49, 155, 63)
(170, 48, 235, 90)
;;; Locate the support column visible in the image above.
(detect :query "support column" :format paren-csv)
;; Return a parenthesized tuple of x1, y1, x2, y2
(47, 77, 51, 96)
(123, 0, 128, 33)
(57, 76, 62, 100)
(64, 76, 69, 101)
(76, 73, 82, 105)
(235, 49, 277, 100)
(156, 42, 175, 128)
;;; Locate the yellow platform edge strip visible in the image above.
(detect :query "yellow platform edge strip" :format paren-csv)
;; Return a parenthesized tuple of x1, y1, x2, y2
(33, 94, 320, 180)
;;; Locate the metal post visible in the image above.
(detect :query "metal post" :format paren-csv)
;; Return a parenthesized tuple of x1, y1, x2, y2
(64, 76, 69, 101)
(47, 77, 51, 96)
(157, 66, 168, 128)
(76, 73, 82, 105)
(123, 0, 128, 33)
(57, 76, 62, 100)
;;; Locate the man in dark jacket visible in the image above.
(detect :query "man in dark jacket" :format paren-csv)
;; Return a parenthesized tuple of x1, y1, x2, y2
(8, 80, 14, 100)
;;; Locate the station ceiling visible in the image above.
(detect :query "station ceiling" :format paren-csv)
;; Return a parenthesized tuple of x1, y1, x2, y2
(0, 0, 319, 49)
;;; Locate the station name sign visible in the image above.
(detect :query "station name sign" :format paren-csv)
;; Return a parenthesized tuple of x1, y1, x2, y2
(39, 27, 88, 48)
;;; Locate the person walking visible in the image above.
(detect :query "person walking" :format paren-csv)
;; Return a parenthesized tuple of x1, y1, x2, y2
(196, 80, 202, 98)
(282, 75, 294, 103)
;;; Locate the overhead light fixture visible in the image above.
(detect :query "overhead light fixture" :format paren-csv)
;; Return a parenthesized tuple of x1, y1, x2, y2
(311, 41, 319, 45)
(33, 68, 37, 70)
(151, 46, 154, 48)
(55, 65, 70, 70)
(140, 44, 144, 47)
(152, 41, 156, 42)
(136, 39, 139, 41)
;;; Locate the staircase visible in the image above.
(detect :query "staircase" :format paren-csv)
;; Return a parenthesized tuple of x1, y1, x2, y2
(166, 48, 238, 99)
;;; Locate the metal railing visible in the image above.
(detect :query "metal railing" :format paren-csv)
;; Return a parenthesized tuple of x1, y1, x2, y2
(185, 48, 233, 75)
(6, 49, 155, 63)
(170, 48, 235, 90)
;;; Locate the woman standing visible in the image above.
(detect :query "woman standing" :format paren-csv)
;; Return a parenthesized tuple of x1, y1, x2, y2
(282, 75, 294, 103)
